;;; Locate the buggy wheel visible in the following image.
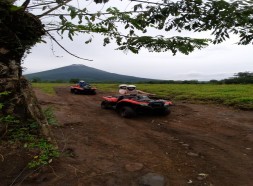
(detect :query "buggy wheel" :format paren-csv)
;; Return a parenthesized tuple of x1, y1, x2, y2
(119, 106, 136, 118)
(91, 91, 96, 95)
(73, 89, 79, 94)
(101, 101, 109, 109)
(161, 108, 171, 116)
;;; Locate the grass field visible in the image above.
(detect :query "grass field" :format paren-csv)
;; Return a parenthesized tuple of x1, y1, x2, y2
(32, 83, 253, 110)
(32, 83, 70, 94)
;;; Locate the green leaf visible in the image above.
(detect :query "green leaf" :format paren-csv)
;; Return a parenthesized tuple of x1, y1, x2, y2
(85, 38, 92, 44)
(103, 37, 110, 46)
(90, 15, 96, 22)
(133, 4, 142, 12)
(68, 33, 73, 41)
(10, 5, 22, 11)
(129, 30, 134, 35)
(0, 91, 10, 96)
(0, 103, 3, 110)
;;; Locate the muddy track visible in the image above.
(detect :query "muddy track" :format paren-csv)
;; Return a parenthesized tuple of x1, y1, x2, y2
(30, 87, 253, 185)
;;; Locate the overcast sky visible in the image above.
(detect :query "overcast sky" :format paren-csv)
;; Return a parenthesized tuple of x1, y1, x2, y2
(22, 0, 253, 81)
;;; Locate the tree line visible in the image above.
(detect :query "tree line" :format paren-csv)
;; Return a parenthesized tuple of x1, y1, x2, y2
(30, 72, 253, 84)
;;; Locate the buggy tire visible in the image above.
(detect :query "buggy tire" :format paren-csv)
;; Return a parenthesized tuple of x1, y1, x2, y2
(101, 101, 109, 109)
(73, 89, 79, 94)
(161, 108, 171, 116)
(71, 89, 78, 94)
(91, 91, 96, 95)
(119, 106, 136, 118)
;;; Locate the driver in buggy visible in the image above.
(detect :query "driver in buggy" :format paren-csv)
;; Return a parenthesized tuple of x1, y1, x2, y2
(78, 80, 88, 88)
(126, 85, 155, 96)
(117, 84, 155, 101)
(118, 84, 128, 95)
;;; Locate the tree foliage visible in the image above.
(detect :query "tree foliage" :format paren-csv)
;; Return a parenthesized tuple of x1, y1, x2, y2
(234, 71, 253, 78)
(223, 71, 253, 84)
(4, 0, 253, 56)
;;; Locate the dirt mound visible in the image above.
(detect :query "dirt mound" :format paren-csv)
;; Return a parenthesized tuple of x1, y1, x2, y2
(1, 87, 253, 186)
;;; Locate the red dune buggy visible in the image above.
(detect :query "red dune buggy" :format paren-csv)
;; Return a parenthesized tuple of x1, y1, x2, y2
(70, 84, 96, 95)
(101, 95, 173, 118)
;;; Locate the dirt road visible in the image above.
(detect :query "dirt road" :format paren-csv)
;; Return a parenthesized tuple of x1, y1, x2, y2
(5, 86, 253, 186)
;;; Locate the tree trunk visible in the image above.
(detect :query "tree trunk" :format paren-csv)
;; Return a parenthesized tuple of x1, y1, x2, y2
(0, 2, 48, 136)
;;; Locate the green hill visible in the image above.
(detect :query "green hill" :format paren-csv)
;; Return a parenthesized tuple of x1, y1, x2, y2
(25, 64, 157, 83)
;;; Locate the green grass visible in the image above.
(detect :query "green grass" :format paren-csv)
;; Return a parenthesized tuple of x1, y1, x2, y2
(95, 84, 253, 110)
(32, 83, 253, 110)
(32, 83, 70, 94)
(43, 107, 58, 126)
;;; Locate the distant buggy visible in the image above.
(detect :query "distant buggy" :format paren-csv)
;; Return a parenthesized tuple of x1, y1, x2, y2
(70, 84, 96, 95)
(101, 95, 173, 118)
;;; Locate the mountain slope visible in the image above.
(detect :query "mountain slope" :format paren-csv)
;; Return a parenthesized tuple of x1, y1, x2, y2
(25, 64, 157, 82)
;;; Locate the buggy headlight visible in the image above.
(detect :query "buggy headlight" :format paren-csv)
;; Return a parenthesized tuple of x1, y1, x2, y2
(164, 101, 173, 106)
(164, 103, 170, 107)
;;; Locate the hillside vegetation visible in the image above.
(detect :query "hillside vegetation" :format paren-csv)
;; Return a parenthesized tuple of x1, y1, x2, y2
(25, 64, 156, 83)
(32, 83, 253, 110)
